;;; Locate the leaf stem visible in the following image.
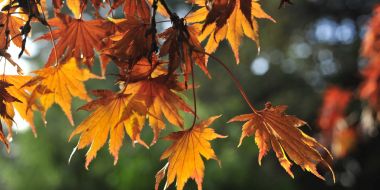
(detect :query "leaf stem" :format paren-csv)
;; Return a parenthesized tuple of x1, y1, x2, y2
(194, 49, 258, 114)
(189, 53, 197, 129)
(1, 0, 14, 77)
(149, 0, 159, 59)
(39, 3, 59, 67)
(157, 0, 258, 115)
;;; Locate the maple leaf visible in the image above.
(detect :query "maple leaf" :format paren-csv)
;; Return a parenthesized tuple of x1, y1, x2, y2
(0, 12, 26, 49)
(114, 55, 166, 83)
(159, 24, 210, 84)
(66, 0, 86, 19)
(1, 75, 40, 136)
(0, 80, 20, 150)
(362, 5, 380, 59)
(186, 0, 275, 63)
(155, 115, 226, 190)
(125, 75, 193, 145)
(360, 61, 380, 110)
(2, 0, 48, 24)
(24, 58, 99, 126)
(36, 13, 108, 67)
(317, 87, 356, 159)
(69, 90, 147, 168)
(229, 102, 335, 181)
(102, 16, 153, 64)
(318, 86, 351, 131)
(0, 122, 9, 150)
(360, 6, 380, 110)
(52, 0, 64, 11)
(110, 0, 168, 20)
(111, 0, 150, 20)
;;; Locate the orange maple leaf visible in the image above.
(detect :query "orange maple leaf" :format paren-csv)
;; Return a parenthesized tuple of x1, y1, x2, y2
(155, 115, 226, 190)
(360, 60, 380, 110)
(125, 75, 193, 145)
(112, 0, 150, 20)
(229, 102, 335, 181)
(187, 0, 275, 63)
(24, 58, 99, 125)
(69, 90, 147, 168)
(52, 0, 64, 11)
(118, 57, 165, 83)
(110, 0, 168, 20)
(362, 6, 380, 59)
(318, 86, 351, 131)
(36, 13, 108, 67)
(0, 74, 45, 150)
(102, 16, 152, 64)
(360, 6, 380, 110)
(159, 24, 210, 84)
(66, 0, 86, 19)
(0, 12, 26, 49)
(0, 80, 20, 150)
(1, 75, 40, 136)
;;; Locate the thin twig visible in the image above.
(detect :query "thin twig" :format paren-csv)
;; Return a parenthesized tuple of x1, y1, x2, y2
(193, 48, 259, 114)
(39, 1, 59, 67)
(189, 51, 197, 129)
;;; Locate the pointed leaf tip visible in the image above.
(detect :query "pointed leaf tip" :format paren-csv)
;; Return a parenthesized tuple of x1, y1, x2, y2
(156, 116, 225, 190)
(230, 104, 335, 181)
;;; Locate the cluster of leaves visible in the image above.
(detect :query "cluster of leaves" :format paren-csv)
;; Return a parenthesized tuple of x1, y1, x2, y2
(0, 0, 335, 189)
(316, 5, 380, 160)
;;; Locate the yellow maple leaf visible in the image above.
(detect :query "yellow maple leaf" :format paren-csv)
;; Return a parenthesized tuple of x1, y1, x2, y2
(187, 0, 275, 63)
(66, 0, 85, 19)
(0, 12, 26, 49)
(155, 115, 226, 190)
(229, 102, 335, 181)
(0, 79, 20, 150)
(1, 75, 40, 136)
(125, 75, 193, 145)
(25, 58, 99, 125)
(69, 91, 147, 168)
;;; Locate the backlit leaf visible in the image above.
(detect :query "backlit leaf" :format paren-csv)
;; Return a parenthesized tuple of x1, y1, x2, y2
(125, 75, 193, 145)
(155, 115, 226, 190)
(36, 13, 109, 67)
(1, 75, 40, 135)
(67, 0, 85, 19)
(0, 12, 26, 49)
(159, 25, 210, 84)
(69, 91, 147, 168)
(229, 102, 335, 181)
(187, 0, 275, 63)
(25, 58, 99, 125)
